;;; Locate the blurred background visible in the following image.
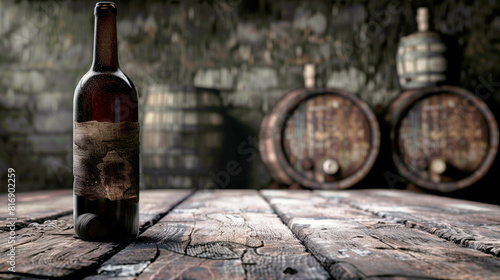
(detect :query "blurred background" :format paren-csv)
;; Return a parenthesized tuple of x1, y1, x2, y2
(1, 0, 500, 196)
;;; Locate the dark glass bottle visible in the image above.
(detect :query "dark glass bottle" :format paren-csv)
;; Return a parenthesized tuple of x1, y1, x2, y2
(73, 2, 139, 241)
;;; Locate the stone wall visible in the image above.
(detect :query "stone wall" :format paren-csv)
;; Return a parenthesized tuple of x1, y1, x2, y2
(1, 0, 500, 192)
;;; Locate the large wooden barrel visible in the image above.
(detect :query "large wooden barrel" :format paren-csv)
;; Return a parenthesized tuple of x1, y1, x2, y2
(260, 88, 380, 189)
(396, 8, 461, 89)
(141, 85, 225, 188)
(388, 86, 499, 192)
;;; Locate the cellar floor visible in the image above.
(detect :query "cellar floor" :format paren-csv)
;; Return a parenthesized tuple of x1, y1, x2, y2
(1, 189, 500, 279)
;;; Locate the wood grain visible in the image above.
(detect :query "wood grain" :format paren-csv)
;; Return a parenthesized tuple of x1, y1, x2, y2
(138, 248, 244, 280)
(89, 190, 330, 279)
(0, 190, 191, 278)
(321, 189, 500, 257)
(0, 190, 72, 230)
(3, 189, 500, 279)
(85, 245, 245, 280)
(138, 190, 194, 231)
(262, 189, 500, 279)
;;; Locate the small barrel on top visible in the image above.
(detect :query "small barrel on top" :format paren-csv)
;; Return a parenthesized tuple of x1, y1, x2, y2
(396, 7, 461, 90)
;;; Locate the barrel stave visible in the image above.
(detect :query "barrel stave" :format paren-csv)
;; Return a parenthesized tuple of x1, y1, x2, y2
(142, 86, 225, 189)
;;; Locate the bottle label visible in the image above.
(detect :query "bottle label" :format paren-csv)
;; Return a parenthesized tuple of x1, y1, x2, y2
(74, 121, 139, 203)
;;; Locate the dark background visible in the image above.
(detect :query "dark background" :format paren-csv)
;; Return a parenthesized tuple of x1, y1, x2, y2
(1, 0, 500, 194)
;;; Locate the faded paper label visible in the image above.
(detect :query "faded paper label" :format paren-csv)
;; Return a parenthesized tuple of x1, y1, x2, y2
(74, 121, 139, 203)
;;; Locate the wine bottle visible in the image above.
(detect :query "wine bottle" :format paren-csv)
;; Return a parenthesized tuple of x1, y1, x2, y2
(73, 2, 139, 241)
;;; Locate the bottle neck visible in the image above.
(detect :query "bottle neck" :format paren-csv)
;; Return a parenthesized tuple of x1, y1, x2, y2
(92, 13, 119, 71)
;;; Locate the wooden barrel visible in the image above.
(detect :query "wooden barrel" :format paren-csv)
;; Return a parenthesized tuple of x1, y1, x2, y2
(396, 33, 460, 89)
(388, 86, 499, 192)
(259, 88, 380, 189)
(396, 8, 461, 89)
(141, 85, 225, 188)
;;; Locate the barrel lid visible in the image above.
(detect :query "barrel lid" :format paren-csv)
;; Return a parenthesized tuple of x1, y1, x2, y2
(265, 87, 380, 189)
(389, 86, 499, 192)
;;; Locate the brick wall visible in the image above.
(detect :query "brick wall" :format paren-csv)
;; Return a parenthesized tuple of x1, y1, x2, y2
(1, 0, 500, 192)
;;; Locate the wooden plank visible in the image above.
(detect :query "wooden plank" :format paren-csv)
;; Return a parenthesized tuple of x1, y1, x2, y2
(262, 190, 500, 279)
(137, 248, 244, 280)
(0, 190, 73, 230)
(137, 189, 194, 231)
(84, 244, 244, 280)
(89, 190, 330, 279)
(0, 274, 41, 279)
(319, 189, 500, 256)
(0, 190, 191, 278)
(173, 189, 274, 213)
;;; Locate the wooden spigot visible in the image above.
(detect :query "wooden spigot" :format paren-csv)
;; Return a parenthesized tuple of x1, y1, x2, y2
(430, 158, 446, 175)
(304, 63, 315, 89)
(322, 159, 340, 175)
(417, 7, 429, 32)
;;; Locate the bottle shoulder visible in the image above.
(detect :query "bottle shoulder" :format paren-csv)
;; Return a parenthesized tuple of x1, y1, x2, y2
(75, 69, 136, 96)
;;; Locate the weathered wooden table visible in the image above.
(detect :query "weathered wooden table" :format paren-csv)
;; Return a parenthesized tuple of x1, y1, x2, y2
(1, 189, 500, 279)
